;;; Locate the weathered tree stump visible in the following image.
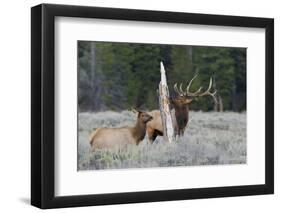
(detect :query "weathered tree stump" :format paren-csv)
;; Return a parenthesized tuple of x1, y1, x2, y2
(158, 62, 175, 143)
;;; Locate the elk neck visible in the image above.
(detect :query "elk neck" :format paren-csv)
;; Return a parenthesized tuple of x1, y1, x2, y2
(174, 105, 189, 135)
(132, 119, 147, 144)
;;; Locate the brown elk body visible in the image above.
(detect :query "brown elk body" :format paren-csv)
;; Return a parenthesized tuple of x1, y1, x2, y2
(147, 75, 217, 143)
(90, 111, 153, 151)
(146, 99, 191, 142)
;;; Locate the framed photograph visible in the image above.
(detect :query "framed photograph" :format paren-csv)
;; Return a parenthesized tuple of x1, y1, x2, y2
(31, 3, 274, 209)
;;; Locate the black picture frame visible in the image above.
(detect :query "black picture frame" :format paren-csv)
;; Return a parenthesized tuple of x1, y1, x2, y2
(31, 3, 274, 209)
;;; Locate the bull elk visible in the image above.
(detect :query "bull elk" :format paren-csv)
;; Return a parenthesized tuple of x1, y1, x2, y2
(89, 109, 153, 151)
(147, 74, 217, 142)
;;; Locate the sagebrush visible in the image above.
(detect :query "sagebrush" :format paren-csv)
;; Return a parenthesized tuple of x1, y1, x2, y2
(78, 111, 246, 170)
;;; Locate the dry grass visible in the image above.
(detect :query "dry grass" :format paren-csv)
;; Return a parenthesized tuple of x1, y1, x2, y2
(78, 111, 246, 170)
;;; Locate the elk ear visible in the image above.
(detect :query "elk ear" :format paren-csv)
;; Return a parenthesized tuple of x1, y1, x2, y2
(131, 107, 145, 114)
(131, 107, 138, 114)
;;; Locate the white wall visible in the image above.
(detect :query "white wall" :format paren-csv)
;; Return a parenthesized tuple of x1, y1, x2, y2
(0, 0, 279, 212)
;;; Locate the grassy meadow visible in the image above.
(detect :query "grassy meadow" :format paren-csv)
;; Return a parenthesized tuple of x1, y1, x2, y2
(78, 111, 246, 171)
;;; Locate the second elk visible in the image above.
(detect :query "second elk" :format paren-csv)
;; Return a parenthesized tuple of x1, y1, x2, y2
(89, 109, 153, 151)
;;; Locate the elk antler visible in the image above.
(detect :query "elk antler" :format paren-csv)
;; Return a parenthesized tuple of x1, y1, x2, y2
(196, 78, 218, 103)
(173, 83, 183, 96)
(174, 74, 218, 103)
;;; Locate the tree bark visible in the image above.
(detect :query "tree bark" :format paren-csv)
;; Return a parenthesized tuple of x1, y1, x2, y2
(218, 95, 224, 112)
(158, 62, 175, 143)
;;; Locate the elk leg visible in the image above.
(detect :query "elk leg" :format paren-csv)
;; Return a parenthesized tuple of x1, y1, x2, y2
(147, 128, 155, 144)
(154, 129, 163, 136)
(147, 130, 159, 143)
(151, 129, 163, 142)
(151, 131, 158, 142)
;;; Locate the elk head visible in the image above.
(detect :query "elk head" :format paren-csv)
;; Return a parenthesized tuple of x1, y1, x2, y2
(171, 74, 217, 135)
(173, 74, 217, 104)
(131, 108, 153, 124)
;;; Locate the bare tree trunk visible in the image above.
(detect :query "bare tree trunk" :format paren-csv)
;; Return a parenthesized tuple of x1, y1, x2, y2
(213, 94, 223, 112)
(232, 83, 237, 111)
(158, 62, 175, 143)
(90, 42, 97, 111)
(218, 95, 224, 112)
(213, 96, 219, 111)
(212, 76, 219, 111)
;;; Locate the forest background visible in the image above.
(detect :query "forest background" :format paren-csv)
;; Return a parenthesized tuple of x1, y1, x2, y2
(78, 41, 246, 112)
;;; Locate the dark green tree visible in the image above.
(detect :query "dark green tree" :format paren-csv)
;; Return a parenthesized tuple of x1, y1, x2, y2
(78, 41, 246, 112)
